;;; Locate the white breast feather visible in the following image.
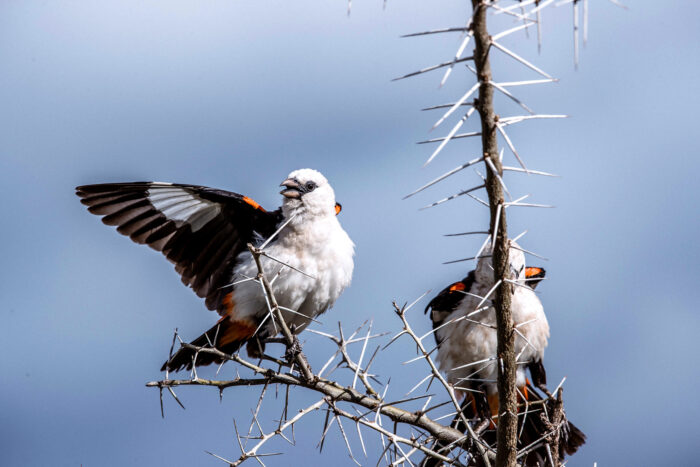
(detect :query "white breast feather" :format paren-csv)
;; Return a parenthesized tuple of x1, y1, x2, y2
(231, 215, 354, 335)
(437, 283, 549, 394)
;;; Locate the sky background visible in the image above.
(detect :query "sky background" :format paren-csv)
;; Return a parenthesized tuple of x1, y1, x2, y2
(2, 1, 699, 466)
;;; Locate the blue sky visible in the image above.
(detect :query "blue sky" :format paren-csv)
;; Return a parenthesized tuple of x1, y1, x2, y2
(2, 1, 699, 466)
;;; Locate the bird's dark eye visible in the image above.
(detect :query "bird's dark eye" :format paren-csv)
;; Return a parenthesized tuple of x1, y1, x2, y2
(305, 182, 317, 191)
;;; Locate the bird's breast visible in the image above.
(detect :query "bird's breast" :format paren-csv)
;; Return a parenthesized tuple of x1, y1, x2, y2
(230, 219, 354, 329)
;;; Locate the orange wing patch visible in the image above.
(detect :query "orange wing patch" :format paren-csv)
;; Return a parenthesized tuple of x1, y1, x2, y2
(486, 386, 530, 427)
(218, 292, 257, 346)
(222, 292, 236, 315)
(219, 319, 257, 346)
(525, 267, 544, 278)
(487, 393, 499, 418)
(335, 202, 342, 216)
(242, 196, 266, 212)
(449, 282, 466, 292)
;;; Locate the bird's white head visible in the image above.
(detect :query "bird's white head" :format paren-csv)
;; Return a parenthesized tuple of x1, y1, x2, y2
(474, 240, 527, 286)
(280, 168, 337, 220)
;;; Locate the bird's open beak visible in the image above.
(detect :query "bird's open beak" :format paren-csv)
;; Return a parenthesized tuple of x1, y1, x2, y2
(280, 178, 302, 199)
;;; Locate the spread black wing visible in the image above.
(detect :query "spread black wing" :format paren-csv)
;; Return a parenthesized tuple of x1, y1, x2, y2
(424, 270, 475, 347)
(76, 182, 283, 313)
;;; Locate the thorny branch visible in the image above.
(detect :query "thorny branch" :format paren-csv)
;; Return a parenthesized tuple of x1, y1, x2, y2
(148, 240, 493, 465)
(470, 2, 519, 466)
(146, 213, 573, 465)
(396, 0, 596, 465)
(148, 319, 486, 464)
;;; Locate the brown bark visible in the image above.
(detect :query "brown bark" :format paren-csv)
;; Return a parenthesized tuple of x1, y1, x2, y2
(470, 1, 518, 466)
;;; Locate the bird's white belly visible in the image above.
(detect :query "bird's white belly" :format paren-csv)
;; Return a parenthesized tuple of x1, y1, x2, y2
(438, 285, 549, 393)
(230, 226, 353, 334)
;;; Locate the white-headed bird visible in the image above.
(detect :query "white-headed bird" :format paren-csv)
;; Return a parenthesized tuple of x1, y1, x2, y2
(424, 242, 584, 465)
(77, 168, 354, 372)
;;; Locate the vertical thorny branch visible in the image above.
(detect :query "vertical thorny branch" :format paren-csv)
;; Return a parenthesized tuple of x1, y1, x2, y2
(470, 2, 517, 466)
(144, 1, 604, 465)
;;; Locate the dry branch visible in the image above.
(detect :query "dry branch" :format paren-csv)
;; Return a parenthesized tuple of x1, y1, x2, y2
(469, 2, 518, 465)
(147, 238, 496, 466)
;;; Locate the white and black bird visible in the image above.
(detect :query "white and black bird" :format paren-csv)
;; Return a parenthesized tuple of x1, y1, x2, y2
(76, 168, 354, 372)
(424, 242, 584, 465)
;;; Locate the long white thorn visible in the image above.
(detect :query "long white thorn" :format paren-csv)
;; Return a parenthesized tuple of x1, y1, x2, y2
(490, 2, 536, 21)
(401, 27, 469, 38)
(573, 0, 580, 69)
(466, 192, 489, 207)
(440, 32, 474, 88)
(404, 290, 431, 313)
(278, 306, 322, 324)
(420, 184, 485, 210)
(492, 23, 533, 41)
(608, 0, 629, 9)
(537, 6, 543, 53)
(404, 155, 482, 199)
(505, 202, 554, 208)
(511, 194, 530, 205)
(503, 166, 558, 177)
(259, 214, 296, 250)
(443, 255, 491, 265)
(492, 203, 502, 251)
(352, 323, 372, 390)
(417, 131, 481, 145)
(491, 81, 535, 114)
(492, 41, 553, 79)
(407, 373, 434, 396)
(509, 244, 549, 261)
(511, 230, 528, 243)
(495, 78, 557, 87)
(261, 252, 315, 279)
(421, 101, 473, 111)
(499, 114, 568, 125)
(475, 233, 492, 262)
(424, 107, 477, 167)
(393, 56, 473, 81)
(419, 315, 466, 341)
(583, 0, 589, 46)
(485, 156, 511, 200)
(431, 82, 480, 131)
(444, 230, 488, 237)
(493, 0, 537, 14)
(521, 4, 530, 39)
(451, 357, 496, 371)
(496, 124, 529, 172)
(470, 280, 502, 316)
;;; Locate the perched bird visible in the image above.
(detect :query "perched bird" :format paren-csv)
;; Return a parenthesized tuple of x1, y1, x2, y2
(76, 168, 354, 372)
(424, 243, 584, 465)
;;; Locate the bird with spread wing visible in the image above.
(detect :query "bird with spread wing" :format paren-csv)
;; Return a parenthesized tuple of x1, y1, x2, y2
(77, 168, 354, 372)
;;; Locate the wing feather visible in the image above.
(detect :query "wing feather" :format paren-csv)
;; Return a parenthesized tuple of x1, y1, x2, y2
(425, 270, 476, 348)
(76, 182, 282, 314)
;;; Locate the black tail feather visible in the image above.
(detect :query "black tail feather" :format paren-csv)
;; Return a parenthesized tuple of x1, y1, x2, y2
(161, 321, 247, 372)
(520, 385, 587, 465)
(421, 386, 585, 466)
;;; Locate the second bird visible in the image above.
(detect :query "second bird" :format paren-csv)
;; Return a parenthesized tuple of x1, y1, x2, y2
(424, 242, 584, 465)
